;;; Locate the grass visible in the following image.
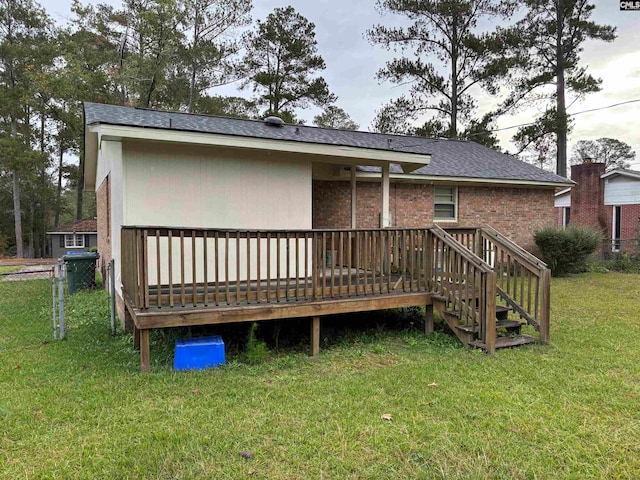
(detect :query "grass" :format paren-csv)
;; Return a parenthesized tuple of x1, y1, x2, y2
(1, 273, 640, 478)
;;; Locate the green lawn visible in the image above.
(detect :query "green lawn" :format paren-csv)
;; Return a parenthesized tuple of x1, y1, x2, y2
(1, 273, 640, 479)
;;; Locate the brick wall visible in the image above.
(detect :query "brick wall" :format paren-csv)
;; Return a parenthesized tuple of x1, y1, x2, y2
(606, 204, 640, 254)
(313, 180, 556, 252)
(96, 175, 112, 285)
(570, 163, 607, 232)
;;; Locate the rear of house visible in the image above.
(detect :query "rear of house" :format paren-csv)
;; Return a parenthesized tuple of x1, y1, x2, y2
(84, 103, 572, 370)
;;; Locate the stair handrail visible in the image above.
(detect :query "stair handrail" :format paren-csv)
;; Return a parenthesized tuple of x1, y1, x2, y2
(430, 225, 497, 353)
(479, 225, 550, 344)
(480, 225, 547, 270)
(430, 225, 493, 273)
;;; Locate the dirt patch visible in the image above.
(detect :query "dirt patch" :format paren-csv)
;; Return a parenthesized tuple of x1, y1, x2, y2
(1, 265, 55, 282)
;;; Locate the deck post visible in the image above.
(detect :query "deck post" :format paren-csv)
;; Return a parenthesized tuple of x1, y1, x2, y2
(425, 304, 434, 335)
(539, 268, 551, 344)
(380, 164, 390, 227)
(140, 329, 150, 373)
(311, 316, 320, 357)
(351, 167, 357, 228)
(485, 271, 497, 354)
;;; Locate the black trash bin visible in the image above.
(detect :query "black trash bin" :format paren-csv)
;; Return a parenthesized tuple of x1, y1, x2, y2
(63, 252, 100, 295)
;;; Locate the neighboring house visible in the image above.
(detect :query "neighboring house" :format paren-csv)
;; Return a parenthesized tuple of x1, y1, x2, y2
(554, 163, 640, 254)
(83, 102, 570, 368)
(47, 218, 98, 259)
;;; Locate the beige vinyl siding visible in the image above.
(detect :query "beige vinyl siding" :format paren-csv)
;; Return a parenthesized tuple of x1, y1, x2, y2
(123, 142, 312, 229)
(122, 141, 313, 286)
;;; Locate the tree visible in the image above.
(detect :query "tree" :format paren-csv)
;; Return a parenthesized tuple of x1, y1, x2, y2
(58, 0, 122, 220)
(0, 0, 53, 257)
(571, 138, 636, 171)
(313, 106, 359, 130)
(178, 0, 251, 112)
(371, 102, 500, 150)
(520, 135, 556, 171)
(193, 95, 258, 118)
(367, 0, 514, 141)
(503, 0, 616, 177)
(242, 6, 336, 121)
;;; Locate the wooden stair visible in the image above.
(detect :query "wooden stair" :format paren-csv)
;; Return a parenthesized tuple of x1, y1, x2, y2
(470, 335, 537, 350)
(441, 305, 537, 350)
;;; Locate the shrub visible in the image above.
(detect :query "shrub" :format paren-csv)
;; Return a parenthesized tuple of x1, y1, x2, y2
(534, 226, 602, 276)
(246, 322, 269, 364)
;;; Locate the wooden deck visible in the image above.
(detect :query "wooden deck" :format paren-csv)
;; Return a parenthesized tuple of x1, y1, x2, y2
(121, 226, 551, 371)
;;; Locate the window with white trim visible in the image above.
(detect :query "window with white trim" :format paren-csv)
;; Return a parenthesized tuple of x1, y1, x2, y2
(563, 207, 571, 228)
(434, 186, 457, 221)
(612, 206, 621, 252)
(65, 234, 85, 248)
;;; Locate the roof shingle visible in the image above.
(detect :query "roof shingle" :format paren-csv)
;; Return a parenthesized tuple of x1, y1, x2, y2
(49, 218, 97, 233)
(84, 102, 571, 186)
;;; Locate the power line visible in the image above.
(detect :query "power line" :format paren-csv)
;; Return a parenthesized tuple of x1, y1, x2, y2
(486, 98, 640, 134)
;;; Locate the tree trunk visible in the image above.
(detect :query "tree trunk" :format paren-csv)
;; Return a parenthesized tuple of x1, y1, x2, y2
(555, 0, 567, 178)
(55, 138, 64, 227)
(12, 169, 23, 258)
(450, 20, 458, 139)
(28, 202, 35, 259)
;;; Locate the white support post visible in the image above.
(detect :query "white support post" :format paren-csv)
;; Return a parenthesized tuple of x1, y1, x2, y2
(381, 163, 390, 228)
(351, 166, 357, 228)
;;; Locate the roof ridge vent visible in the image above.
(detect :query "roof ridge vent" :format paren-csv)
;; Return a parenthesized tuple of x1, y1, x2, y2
(264, 116, 285, 127)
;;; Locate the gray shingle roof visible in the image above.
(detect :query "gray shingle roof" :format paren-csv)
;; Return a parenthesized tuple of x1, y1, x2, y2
(84, 102, 571, 186)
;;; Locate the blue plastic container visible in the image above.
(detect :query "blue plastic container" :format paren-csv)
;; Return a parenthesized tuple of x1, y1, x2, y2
(173, 336, 225, 371)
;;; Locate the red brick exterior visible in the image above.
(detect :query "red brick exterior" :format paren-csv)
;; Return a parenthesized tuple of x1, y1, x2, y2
(570, 163, 607, 232)
(313, 180, 555, 252)
(556, 163, 640, 254)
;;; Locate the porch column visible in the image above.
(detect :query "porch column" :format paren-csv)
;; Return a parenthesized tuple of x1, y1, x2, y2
(351, 167, 357, 228)
(381, 163, 390, 227)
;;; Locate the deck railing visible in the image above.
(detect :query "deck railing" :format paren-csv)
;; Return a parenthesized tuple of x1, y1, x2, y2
(122, 227, 440, 310)
(121, 225, 549, 351)
(431, 226, 497, 351)
(444, 226, 551, 343)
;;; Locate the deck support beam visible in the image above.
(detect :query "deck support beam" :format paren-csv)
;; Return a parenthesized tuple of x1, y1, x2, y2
(311, 316, 320, 357)
(381, 164, 390, 227)
(140, 329, 150, 373)
(351, 167, 357, 228)
(425, 304, 434, 335)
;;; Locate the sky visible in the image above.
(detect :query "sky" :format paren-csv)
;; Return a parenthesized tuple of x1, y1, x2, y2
(41, 0, 640, 170)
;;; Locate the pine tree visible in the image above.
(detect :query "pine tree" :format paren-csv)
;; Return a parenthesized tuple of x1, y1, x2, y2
(504, 0, 616, 177)
(242, 6, 336, 122)
(367, 0, 514, 143)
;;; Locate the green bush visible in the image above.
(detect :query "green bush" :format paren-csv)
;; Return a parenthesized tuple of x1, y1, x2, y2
(534, 226, 602, 276)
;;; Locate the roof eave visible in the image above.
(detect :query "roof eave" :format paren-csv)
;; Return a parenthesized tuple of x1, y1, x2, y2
(88, 123, 431, 173)
(352, 171, 574, 188)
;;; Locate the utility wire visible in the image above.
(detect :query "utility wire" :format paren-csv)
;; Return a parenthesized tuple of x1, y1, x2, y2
(486, 98, 640, 134)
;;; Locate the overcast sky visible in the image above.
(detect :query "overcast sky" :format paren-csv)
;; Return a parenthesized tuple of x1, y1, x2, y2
(42, 0, 640, 169)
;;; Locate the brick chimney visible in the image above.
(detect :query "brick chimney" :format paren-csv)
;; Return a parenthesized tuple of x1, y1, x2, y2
(570, 162, 606, 232)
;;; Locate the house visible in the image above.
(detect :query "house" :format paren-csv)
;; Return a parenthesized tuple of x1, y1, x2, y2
(554, 162, 640, 254)
(83, 102, 570, 371)
(47, 218, 98, 259)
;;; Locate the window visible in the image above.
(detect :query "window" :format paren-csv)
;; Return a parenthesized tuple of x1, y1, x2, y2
(65, 234, 85, 248)
(612, 206, 621, 252)
(434, 186, 457, 221)
(563, 207, 571, 228)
